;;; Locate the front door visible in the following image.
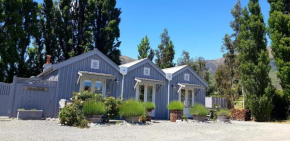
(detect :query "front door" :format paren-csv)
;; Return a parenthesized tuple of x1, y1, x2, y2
(179, 88, 194, 118)
(136, 84, 156, 117)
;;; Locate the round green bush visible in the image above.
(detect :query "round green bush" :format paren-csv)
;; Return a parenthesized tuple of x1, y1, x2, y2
(59, 104, 78, 126)
(190, 104, 209, 116)
(119, 99, 145, 117)
(167, 101, 184, 111)
(144, 102, 156, 111)
(83, 100, 106, 115)
(216, 109, 231, 117)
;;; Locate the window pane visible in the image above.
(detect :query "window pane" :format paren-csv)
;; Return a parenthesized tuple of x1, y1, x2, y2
(84, 80, 91, 91)
(147, 86, 153, 102)
(188, 90, 193, 107)
(181, 89, 185, 105)
(139, 85, 144, 102)
(95, 81, 103, 94)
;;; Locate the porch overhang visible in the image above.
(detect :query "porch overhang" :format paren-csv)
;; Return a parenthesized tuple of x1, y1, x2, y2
(77, 71, 116, 84)
(134, 77, 165, 89)
(177, 83, 205, 93)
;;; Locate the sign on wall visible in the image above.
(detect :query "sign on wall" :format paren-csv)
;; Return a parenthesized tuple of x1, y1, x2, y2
(184, 73, 190, 81)
(91, 59, 100, 69)
(144, 67, 150, 76)
(23, 86, 48, 91)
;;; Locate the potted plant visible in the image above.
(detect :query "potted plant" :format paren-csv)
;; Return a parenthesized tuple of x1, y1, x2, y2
(143, 102, 156, 121)
(167, 101, 184, 122)
(190, 104, 209, 122)
(217, 109, 231, 122)
(83, 100, 106, 123)
(17, 108, 43, 120)
(119, 99, 145, 123)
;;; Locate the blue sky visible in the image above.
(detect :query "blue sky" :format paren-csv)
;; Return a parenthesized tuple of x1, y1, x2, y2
(35, 0, 270, 61)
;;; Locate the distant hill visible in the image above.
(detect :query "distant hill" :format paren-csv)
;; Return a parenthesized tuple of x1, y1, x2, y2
(120, 56, 136, 64)
(206, 47, 281, 90)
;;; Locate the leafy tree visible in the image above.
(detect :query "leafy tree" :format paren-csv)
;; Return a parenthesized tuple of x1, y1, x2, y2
(268, 0, 290, 98)
(237, 0, 274, 121)
(215, 64, 233, 106)
(220, 0, 242, 108)
(137, 35, 154, 61)
(155, 28, 175, 69)
(0, 0, 39, 82)
(87, 0, 122, 65)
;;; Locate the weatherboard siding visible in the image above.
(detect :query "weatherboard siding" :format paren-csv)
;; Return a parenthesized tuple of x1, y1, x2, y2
(123, 62, 168, 119)
(42, 70, 59, 81)
(55, 54, 122, 101)
(169, 68, 206, 105)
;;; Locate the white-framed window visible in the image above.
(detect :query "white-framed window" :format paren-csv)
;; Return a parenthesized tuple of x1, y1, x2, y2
(91, 59, 100, 69)
(80, 78, 106, 97)
(144, 67, 150, 76)
(184, 73, 190, 81)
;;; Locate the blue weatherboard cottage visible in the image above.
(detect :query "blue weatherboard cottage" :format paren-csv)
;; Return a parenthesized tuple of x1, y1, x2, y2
(119, 58, 168, 119)
(38, 49, 122, 117)
(163, 65, 208, 118)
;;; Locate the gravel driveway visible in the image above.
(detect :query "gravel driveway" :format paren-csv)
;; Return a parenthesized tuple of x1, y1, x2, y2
(0, 119, 290, 141)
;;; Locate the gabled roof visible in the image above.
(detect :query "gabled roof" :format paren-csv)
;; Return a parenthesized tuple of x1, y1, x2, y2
(119, 58, 166, 77)
(37, 49, 120, 77)
(162, 65, 187, 74)
(162, 65, 209, 87)
(119, 58, 147, 68)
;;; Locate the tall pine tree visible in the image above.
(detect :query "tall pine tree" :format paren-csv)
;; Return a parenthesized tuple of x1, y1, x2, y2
(87, 0, 122, 65)
(137, 35, 154, 61)
(155, 28, 175, 69)
(221, 0, 242, 108)
(268, 0, 290, 98)
(238, 0, 274, 121)
(0, 0, 39, 82)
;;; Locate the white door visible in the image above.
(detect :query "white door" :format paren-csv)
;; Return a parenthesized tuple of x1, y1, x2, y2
(179, 88, 194, 118)
(136, 84, 156, 117)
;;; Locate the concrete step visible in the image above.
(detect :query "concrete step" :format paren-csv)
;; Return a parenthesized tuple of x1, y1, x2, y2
(0, 116, 11, 121)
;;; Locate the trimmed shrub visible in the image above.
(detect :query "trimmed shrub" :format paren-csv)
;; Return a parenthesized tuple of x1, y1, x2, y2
(72, 91, 103, 102)
(190, 104, 209, 116)
(83, 100, 106, 115)
(167, 101, 184, 111)
(119, 99, 145, 117)
(104, 96, 122, 120)
(59, 104, 88, 128)
(144, 102, 156, 111)
(248, 94, 273, 122)
(216, 109, 231, 117)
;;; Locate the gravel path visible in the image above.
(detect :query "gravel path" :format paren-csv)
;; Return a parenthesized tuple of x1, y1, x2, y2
(0, 119, 290, 141)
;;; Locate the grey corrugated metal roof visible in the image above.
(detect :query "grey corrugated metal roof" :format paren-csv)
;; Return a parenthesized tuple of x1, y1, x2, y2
(78, 71, 116, 78)
(37, 49, 119, 77)
(135, 77, 165, 84)
(162, 65, 187, 74)
(119, 58, 147, 68)
(119, 58, 166, 77)
(163, 65, 209, 87)
(178, 83, 205, 89)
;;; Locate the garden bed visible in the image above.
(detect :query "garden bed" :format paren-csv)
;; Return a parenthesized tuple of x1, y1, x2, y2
(17, 110, 43, 120)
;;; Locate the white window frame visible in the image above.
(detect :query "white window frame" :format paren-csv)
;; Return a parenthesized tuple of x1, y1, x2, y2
(144, 67, 150, 76)
(184, 73, 190, 81)
(79, 77, 106, 97)
(91, 59, 100, 69)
